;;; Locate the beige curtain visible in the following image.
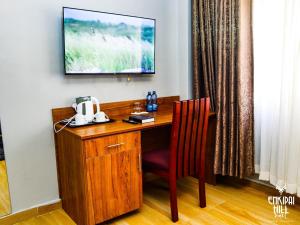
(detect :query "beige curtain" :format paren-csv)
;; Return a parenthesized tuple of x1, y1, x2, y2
(192, 0, 254, 178)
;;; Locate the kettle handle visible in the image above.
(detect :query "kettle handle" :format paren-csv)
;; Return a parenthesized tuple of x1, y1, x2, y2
(91, 97, 100, 114)
(72, 103, 77, 112)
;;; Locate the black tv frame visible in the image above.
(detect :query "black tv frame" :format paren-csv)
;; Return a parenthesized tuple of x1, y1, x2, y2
(63, 7, 156, 75)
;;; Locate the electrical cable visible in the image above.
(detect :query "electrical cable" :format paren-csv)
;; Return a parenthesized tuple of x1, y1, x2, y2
(53, 115, 76, 133)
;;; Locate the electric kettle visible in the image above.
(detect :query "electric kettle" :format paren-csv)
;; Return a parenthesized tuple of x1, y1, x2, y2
(72, 96, 100, 124)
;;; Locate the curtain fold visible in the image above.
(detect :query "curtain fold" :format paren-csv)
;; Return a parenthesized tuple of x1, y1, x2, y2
(192, 0, 254, 178)
(192, 0, 217, 111)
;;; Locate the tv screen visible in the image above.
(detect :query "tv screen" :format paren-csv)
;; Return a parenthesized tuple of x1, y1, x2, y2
(63, 7, 156, 75)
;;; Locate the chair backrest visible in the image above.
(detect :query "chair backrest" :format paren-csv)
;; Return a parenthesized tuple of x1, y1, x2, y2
(169, 98, 210, 179)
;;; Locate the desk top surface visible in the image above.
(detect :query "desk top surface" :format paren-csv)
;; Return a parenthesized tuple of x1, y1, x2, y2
(59, 105, 173, 140)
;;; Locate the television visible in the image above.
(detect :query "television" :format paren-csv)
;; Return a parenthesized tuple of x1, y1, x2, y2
(63, 7, 156, 75)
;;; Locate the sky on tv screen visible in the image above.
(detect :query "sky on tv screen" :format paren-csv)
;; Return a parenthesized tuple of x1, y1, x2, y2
(64, 8, 155, 74)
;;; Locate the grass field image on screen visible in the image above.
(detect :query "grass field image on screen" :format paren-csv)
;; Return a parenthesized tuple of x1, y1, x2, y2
(64, 8, 155, 74)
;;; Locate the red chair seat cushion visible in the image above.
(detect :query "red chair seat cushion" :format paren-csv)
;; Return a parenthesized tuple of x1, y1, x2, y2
(143, 149, 170, 170)
(142, 148, 170, 170)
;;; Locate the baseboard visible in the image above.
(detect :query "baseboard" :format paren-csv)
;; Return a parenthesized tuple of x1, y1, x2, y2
(0, 200, 61, 225)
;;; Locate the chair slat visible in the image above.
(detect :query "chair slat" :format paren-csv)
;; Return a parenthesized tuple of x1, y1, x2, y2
(183, 100, 194, 176)
(195, 99, 205, 176)
(189, 99, 200, 175)
(143, 98, 210, 222)
(177, 101, 188, 178)
(169, 102, 181, 177)
(171, 99, 210, 178)
(199, 99, 210, 178)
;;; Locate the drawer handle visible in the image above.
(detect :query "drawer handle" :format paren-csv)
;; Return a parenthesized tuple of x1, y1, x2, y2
(106, 143, 125, 148)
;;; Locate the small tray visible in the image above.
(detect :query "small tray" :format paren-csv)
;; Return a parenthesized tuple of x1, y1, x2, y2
(60, 118, 115, 128)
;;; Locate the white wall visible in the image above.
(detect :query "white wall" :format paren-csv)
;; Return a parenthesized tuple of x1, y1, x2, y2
(177, 0, 193, 99)
(0, 0, 191, 213)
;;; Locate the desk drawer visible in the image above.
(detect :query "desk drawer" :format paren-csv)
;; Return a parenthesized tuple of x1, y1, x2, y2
(84, 131, 141, 159)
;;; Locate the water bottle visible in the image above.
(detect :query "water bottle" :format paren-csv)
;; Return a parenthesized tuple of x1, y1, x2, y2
(151, 91, 158, 112)
(146, 91, 153, 112)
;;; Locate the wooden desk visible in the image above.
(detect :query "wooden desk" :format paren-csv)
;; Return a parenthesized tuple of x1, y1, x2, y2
(57, 104, 174, 140)
(52, 96, 216, 225)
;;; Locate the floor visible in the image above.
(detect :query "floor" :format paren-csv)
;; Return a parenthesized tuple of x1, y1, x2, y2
(0, 160, 11, 217)
(13, 209, 76, 225)
(11, 177, 300, 225)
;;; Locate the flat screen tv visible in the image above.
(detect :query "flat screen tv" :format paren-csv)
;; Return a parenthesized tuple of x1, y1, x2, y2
(63, 7, 156, 75)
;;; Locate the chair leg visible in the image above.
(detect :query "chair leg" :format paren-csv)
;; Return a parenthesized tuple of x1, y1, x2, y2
(169, 177, 178, 222)
(199, 177, 206, 208)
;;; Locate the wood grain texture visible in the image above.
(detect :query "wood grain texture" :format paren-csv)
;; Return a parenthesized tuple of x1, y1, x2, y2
(56, 132, 93, 225)
(183, 100, 194, 177)
(0, 160, 11, 217)
(85, 131, 142, 224)
(189, 100, 200, 176)
(0, 201, 61, 225)
(8, 178, 300, 225)
(142, 99, 211, 221)
(53, 104, 176, 140)
(220, 175, 300, 205)
(108, 177, 300, 225)
(52, 96, 180, 124)
(52, 97, 216, 185)
(84, 132, 140, 158)
(177, 101, 188, 178)
(56, 130, 142, 225)
(205, 114, 217, 185)
(14, 209, 75, 225)
(52, 96, 217, 224)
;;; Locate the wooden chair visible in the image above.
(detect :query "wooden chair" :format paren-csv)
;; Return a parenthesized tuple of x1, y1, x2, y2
(142, 98, 210, 222)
